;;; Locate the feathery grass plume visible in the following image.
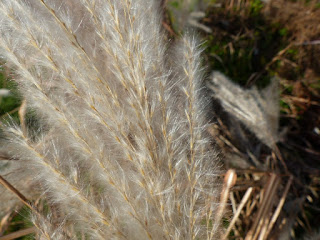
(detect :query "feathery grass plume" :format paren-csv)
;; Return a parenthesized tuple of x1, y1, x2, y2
(0, 0, 222, 239)
(208, 71, 279, 148)
(31, 212, 71, 240)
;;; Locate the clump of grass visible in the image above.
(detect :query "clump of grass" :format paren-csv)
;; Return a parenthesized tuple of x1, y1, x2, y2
(0, 0, 223, 239)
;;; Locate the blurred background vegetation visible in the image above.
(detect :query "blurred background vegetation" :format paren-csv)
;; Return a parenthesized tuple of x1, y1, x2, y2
(0, 0, 320, 239)
(163, 0, 320, 239)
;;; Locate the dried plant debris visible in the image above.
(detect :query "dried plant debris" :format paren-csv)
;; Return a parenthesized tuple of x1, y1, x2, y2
(208, 71, 280, 148)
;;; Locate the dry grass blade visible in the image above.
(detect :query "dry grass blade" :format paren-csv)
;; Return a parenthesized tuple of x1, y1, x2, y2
(223, 187, 253, 239)
(0, 175, 33, 211)
(245, 174, 280, 240)
(273, 145, 288, 173)
(0, 227, 36, 240)
(0, 155, 9, 161)
(0, 212, 16, 236)
(214, 169, 237, 238)
(264, 175, 293, 239)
